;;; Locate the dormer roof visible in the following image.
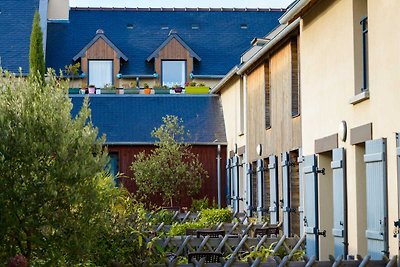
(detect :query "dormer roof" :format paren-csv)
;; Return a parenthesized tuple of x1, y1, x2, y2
(72, 29, 128, 61)
(146, 31, 201, 62)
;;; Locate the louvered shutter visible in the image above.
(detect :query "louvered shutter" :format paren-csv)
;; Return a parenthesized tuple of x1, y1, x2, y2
(331, 148, 348, 258)
(226, 158, 232, 206)
(257, 159, 265, 220)
(364, 138, 388, 259)
(246, 163, 253, 216)
(269, 155, 279, 224)
(232, 156, 240, 213)
(282, 152, 291, 236)
(303, 154, 319, 258)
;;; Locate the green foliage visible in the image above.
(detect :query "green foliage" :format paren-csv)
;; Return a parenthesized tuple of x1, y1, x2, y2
(190, 197, 218, 212)
(131, 115, 208, 206)
(64, 62, 81, 79)
(143, 83, 149, 88)
(199, 208, 232, 225)
(150, 209, 177, 225)
(29, 11, 45, 83)
(0, 71, 151, 266)
(168, 221, 207, 236)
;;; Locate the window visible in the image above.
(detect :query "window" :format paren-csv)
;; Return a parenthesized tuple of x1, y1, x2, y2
(191, 24, 199, 30)
(162, 60, 186, 87)
(88, 60, 113, 88)
(361, 16, 368, 91)
(265, 61, 271, 129)
(291, 38, 300, 117)
(240, 24, 248, 29)
(108, 153, 119, 186)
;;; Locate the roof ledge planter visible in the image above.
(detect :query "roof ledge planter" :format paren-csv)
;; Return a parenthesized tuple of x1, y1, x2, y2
(154, 84, 170, 94)
(124, 88, 140, 94)
(101, 85, 116, 94)
(68, 88, 80, 94)
(185, 82, 209, 94)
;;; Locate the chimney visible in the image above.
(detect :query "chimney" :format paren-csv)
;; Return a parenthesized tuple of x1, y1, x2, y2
(47, 0, 70, 21)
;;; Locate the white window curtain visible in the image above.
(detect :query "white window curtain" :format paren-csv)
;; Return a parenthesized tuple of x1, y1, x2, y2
(162, 61, 186, 88)
(89, 60, 113, 88)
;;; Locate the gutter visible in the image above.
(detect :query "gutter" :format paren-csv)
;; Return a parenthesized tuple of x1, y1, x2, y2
(210, 66, 240, 94)
(279, 0, 310, 24)
(237, 17, 300, 75)
(191, 74, 225, 79)
(105, 142, 228, 146)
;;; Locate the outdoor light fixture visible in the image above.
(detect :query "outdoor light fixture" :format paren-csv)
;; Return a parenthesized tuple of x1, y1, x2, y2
(339, 120, 347, 142)
(80, 72, 86, 78)
(190, 72, 194, 79)
(153, 72, 159, 78)
(234, 143, 238, 154)
(116, 73, 122, 79)
(256, 144, 262, 156)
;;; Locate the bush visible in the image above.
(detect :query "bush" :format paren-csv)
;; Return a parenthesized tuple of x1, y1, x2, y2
(199, 208, 232, 225)
(168, 221, 207, 236)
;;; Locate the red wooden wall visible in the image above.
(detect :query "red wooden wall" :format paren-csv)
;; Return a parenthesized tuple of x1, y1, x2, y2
(107, 144, 227, 208)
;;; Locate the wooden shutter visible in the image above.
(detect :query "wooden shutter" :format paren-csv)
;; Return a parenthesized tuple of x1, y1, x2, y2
(282, 152, 291, 236)
(269, 155, 279, 224)
(331, 148, 348, 258)
(226, 158, 232, 206)
(291, 37, 300, 117)
(265, 60, 271, 129)
(364, 138, 388, 259)
(303, 154, 319, 259)
(246, 163, 253, 217)
(232, 156, 240, 213)
(256, 159, 266, 220)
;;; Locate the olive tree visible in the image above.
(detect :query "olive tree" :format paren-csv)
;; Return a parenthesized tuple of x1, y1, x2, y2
(131, 115, 208, 206)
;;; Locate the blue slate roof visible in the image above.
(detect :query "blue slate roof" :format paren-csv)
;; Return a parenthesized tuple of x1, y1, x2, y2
(70, 95, 227, 144)
(0, 0, 39, 74)
(47, 8, 283, 76)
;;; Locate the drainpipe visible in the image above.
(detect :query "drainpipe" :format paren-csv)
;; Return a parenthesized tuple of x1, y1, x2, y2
(217, 144, 221, 208)
(243, 74, 248, 213)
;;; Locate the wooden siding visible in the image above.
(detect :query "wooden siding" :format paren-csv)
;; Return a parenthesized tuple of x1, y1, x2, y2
(247, 40, 301, 162)
(154, 38, 194, 84)
(107, 144, 227, 208)
(81, 38, 121, 88)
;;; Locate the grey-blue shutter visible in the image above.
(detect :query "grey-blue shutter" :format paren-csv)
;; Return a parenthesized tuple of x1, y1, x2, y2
(257, 159, 265, 220)
(232, 156, 240, 213)
(364, 138, 388, 259)
(282, 152, 291, 236)
(269, 155, 279, 224)
(226, 159, 232, 206)
(303, 154, 319, 259)
(396, 134, 400, 258)
(246, 163, 253, 217)
(298, 148, 305, 237)
(331, 147, 348, 258)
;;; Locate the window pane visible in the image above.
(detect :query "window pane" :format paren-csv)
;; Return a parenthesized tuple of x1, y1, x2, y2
(162, 61, 186, 88)
(89, 60, 113, 88)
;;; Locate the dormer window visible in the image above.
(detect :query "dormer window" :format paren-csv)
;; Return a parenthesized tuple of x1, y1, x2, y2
(162, 60, 186, 87)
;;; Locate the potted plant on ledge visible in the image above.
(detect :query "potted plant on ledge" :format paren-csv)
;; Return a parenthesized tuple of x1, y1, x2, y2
(102, 84, 116, 94)
(153, 83, 170, 94)
(185, 81, 209, 94)
(143, 83, 152, 94)
(173, 84, 183, 94)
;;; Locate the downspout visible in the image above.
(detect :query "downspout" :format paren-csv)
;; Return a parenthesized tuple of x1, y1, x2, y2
(217, 144, 221, 208)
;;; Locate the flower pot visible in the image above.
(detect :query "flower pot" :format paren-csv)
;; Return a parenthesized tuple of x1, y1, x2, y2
(95, 89, 101, 94)
(144, 88, 151, 94)
(116, 88, 124, 94)
(185, 86, 210, 94)
(88, 86, 95, 94)
(80, 88, 87, 94)
(174, 87, 183, 93)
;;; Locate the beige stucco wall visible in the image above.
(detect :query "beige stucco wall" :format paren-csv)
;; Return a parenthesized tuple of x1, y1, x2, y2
(48, 0, 69, 20)
(300, 0, 400, 258)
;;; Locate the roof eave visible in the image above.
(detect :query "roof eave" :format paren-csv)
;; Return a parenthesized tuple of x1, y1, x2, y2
(210, 66, 240, 94)
(72, 34, 128, 61)
(146, 34, 201, 62)
(279, 0, 313, 24)
(237, 18, 300, 75)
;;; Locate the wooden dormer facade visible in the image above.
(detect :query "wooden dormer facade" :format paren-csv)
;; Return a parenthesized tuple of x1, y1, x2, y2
(147, 31, 201, 87)
(73, 29, 128, 88)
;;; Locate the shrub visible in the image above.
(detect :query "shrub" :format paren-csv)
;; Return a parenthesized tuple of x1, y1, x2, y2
(168, 221, 207, 236)
(199, 208, 232, 225)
